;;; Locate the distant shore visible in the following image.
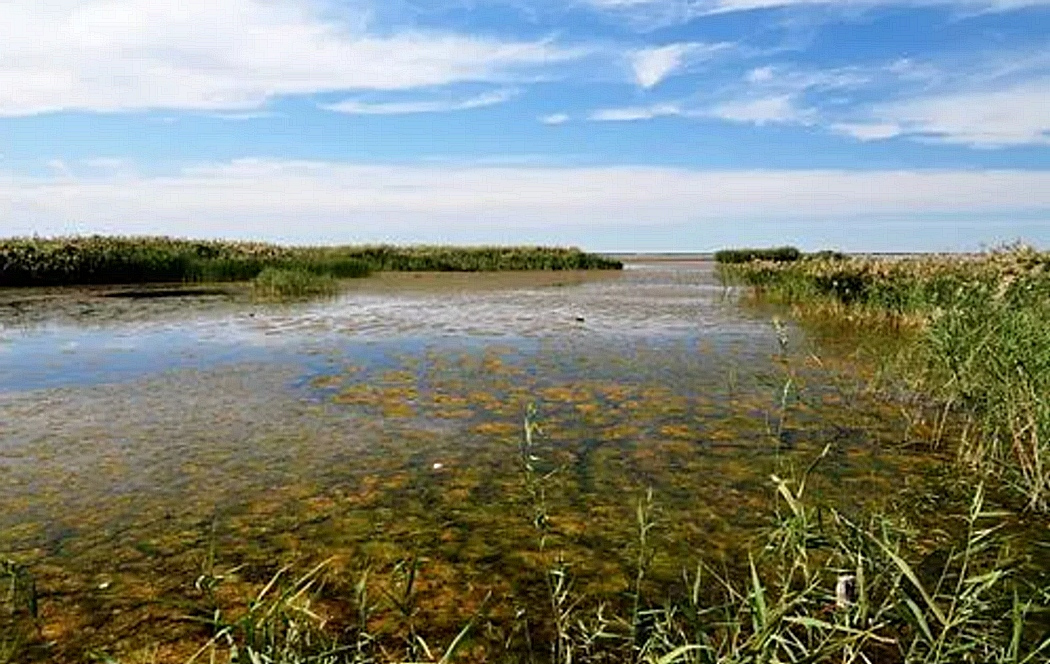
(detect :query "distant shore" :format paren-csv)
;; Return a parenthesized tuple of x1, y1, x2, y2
(0, 236, 623, 288)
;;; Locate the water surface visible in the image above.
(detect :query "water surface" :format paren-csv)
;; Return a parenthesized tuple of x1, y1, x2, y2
(0, 261, 941, 660)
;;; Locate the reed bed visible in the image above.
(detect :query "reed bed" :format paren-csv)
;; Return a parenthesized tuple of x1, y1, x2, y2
(251, 267, 339, 299)
(719, 246, 1050, 510)
(0, 237, 622, 287)
(713, 246, 803, 264)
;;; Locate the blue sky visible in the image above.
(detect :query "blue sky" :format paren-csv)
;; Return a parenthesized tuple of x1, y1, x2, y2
(1, 0, 1048, 251)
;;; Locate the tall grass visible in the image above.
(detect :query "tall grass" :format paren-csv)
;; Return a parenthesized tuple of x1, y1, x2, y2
(1, 559, 36, 664)
(718, 246, 1050, 510)
(0, 237, 621, 287)
(714, 247, 803, 264)
(252, 268, 338, 299)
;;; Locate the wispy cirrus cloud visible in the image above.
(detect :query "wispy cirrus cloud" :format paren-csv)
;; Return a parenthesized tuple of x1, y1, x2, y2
(590, 95, 811, 125)
(0, 0, 578, 116)
(860, 80, 1050, 146)
(589, 103, 684, 121)
(583, 0, 1050, 21)
(322, 89, 518, 115)
(831, 123, 903, 140)
(709, 95, 813, 124)
(628, 42, 730, 88)
(540, 113, 571, 124)
(717, 49, 1050, 146)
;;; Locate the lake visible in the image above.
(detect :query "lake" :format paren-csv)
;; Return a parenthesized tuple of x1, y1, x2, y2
(0, 260, 954, 661)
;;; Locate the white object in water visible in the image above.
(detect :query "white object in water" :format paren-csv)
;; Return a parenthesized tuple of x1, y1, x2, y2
(835, 575, 857, 609)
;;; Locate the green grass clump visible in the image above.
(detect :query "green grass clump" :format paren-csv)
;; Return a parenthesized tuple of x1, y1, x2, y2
(1, 560, 36, 664)
(252, 268, 338, 299)
(0, 236, 621, 287)
(719, 246, 1050, 510)
(714, 247, 802, 264)
(324, 244, 623, 272)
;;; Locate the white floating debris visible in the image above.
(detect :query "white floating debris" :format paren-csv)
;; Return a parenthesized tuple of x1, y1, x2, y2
(432, 462, 444, 471)
(835, 575, 856, 609)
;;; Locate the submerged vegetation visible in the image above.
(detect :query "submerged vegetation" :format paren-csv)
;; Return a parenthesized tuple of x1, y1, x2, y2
(719, 246, 1050, 510)
(11, 424, 1048, 663)
(0, 236, 622, 287)
(187, 486, 1049, 663)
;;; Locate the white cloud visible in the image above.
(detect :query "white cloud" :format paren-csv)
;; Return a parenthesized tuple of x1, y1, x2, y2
(540, 113, 571, 125)
(709, 95, 812, 125)
(746, 67, 776, 83)
(730, 51, 1050, 146)
(0, 0, 577, 116)
(710, 0, 1050, 11)
(831, 123, 902, 141)
(80, 157, 128, 170)
(870, 81, 1050, 146)
(585, 0, 1050, 17)
(629, 43, 727, 88)
(322, 89, 518, 115)
(587, 94, 811, 126)
(3, 159, 1049, 244)
(587, 0, 664, 5)
(589, 104, 683, 121)
(203, 111, 282, 121)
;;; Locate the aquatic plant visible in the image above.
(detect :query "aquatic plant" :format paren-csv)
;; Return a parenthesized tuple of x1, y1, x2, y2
(8, 435, 1048, 663)
(252, 268, 339, 299)
(714, 247, 802, 264)
(1, 559, 36, 664)
(505, 418, 1050, 664)
(719, 246, 1050, 510)
(166, 451, 1050, 664)
(0, 236, 621, 287)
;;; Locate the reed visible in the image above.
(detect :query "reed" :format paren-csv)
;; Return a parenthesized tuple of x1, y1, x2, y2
(0, 237, 621, 287)
(251, 268, 338, 299)
(1, 559, 36, 664)
(713, 246, 802, 264)
(719, 245, 1050, 510)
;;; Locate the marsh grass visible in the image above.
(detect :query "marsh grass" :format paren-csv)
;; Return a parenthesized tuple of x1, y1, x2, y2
(252, 268, 339, 299)
(1, 559, 36, 664)
(507, 416, 1050, 664)
(714, 247, 803, 264)
(0, 237, 621, 287)
(719, 246, 1050, 510)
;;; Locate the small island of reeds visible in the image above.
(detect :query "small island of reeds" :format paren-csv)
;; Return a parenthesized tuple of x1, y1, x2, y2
(0, 236, 623, 289)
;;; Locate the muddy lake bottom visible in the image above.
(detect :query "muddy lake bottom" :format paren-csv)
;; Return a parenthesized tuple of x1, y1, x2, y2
(0, 262, 1036, 661)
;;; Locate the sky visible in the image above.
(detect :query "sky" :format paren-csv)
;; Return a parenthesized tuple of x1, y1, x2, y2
(0, 0, 1048, 251)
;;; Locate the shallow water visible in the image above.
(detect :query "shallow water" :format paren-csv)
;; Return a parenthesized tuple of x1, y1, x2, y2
(0, 261, 949, 660)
